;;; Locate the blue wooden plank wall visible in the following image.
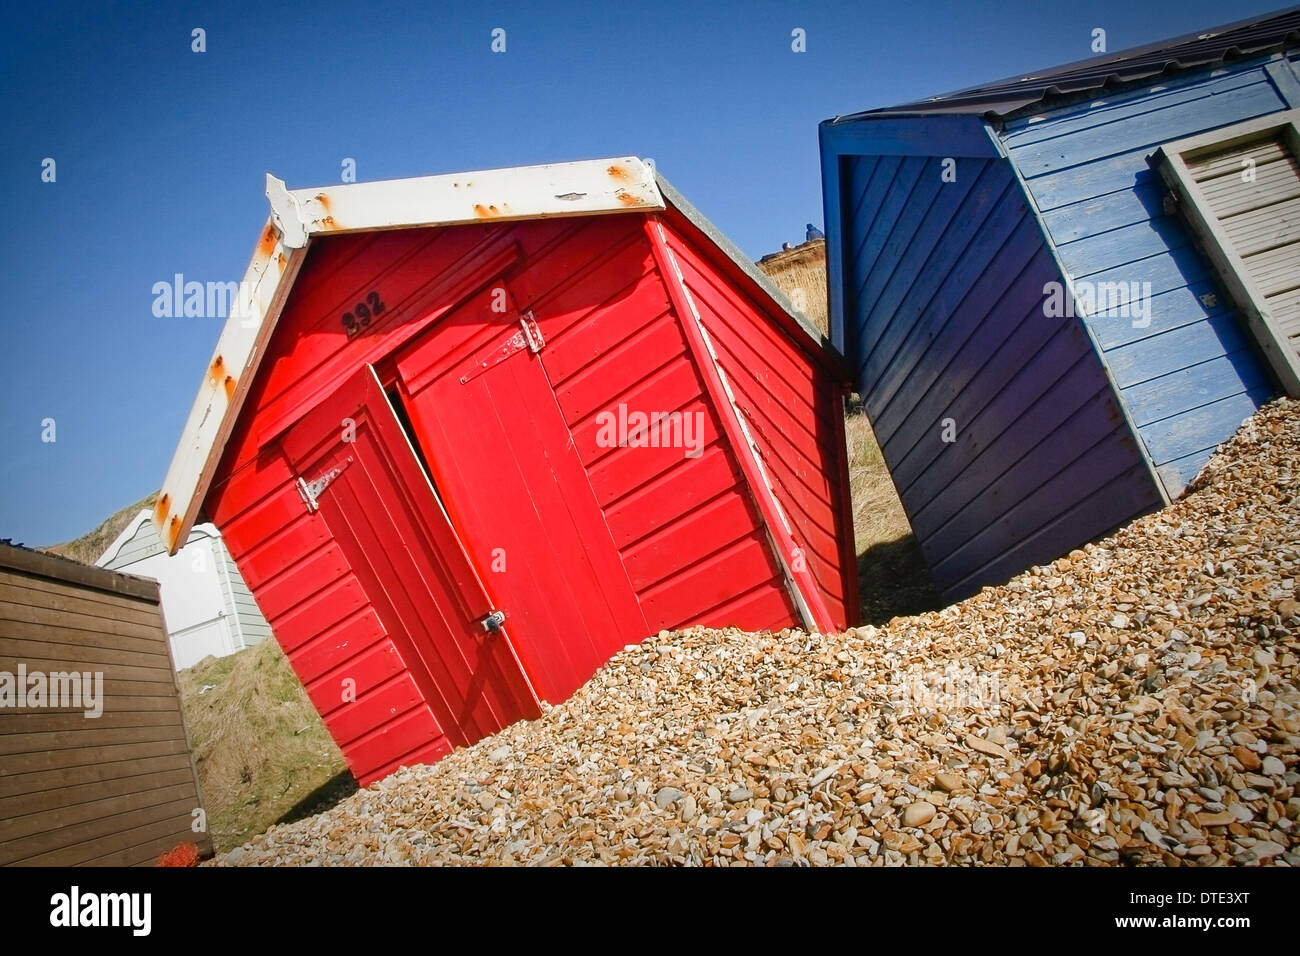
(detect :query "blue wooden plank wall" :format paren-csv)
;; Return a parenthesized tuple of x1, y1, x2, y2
(842, 150, 1162, 599)
(1003, 58, 1293, 495)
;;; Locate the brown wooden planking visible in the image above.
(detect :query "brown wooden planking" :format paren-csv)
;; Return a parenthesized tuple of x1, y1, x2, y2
(0, 721, 188, 757)
(0, 654, 175, 687)
(3, 736, 193, 776)
(0, 634, 174, 672)
(0, 599, 171, 644)
(8, 798, 201, 866)
(0, 544, 208, 866)
(0, 766, 197, 821)
(0, 781, 199, 844)
(2, 677, 187, 700)
(0, 576, 163, 629)
(82, 826, 207, 868)
(2, 752, 195, 799)
(0, 618, 172, 660)
(0, 697, 185, 728)
(0, 708, 185, 735)
(0, 545, 158, 602)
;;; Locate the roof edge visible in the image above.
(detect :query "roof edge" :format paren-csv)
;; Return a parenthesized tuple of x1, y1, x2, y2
(653, 170, 843, 362)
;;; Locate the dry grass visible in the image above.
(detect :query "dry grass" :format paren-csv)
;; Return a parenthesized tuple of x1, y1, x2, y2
(43, 492, 158, 565)
(845, 412, 911, 550)
(176, 638, 352, 853)
(843, 410, 943, 624)
(758, 240, 829, 336)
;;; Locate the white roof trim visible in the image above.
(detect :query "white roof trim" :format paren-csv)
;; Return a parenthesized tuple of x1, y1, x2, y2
(270, 156, 663, 246)
(155, 157, 664, 553)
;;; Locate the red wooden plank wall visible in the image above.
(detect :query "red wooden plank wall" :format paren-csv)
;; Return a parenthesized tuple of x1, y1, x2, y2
(655, 212, 856, 628)
(516, 217, 799, 633)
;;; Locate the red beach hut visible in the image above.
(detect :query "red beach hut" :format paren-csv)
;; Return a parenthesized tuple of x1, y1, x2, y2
(156, 157, 856, 785)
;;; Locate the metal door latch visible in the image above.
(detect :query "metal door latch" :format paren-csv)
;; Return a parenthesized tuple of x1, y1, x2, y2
(479, 609, 506, 633)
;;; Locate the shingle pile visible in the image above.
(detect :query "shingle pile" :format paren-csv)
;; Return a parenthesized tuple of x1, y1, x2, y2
(215, 400, 1300, 866)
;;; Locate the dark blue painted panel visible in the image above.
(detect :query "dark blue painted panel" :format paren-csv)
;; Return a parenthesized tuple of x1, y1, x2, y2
(830, 123, 1158, 601)
(943, 463, 1161, 598)
(1003, 68, 1268, 148)
(857, 168, 1016, 392)
(1012, 82, 1282, 176)
(1066, 243, 1214, 306)
(1092, 281, 1230, 351)
(862, 174, 1026, 416)
(853, 159, 941, 321)
(921, 391, 1124, 563)
(878, 248, 1059, 474)
(929, 427, 1154, 592)
(1056, 215, 1193, 279)
(850, 158, 927, 318)
(858, 160, 983, 352)
(1106, 312, 1253, 388)
(824, 114, 1000, 158)
(910, 360, 1116, 544)
(1040, 180, 1165, 245)
(1025, 149, 1159, 213)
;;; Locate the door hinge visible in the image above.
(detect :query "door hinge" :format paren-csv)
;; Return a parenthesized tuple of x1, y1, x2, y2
(297, 457, 352, 513)
(459, 311, 546, 384)
(479, 609, 507, 634)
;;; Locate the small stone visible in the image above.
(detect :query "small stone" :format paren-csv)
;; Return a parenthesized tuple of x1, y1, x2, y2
(966, 734, 1015, 761)
(934, 771, 964, 793)
(1252, 841, 1286, 860)
(679, 795, 698, 821)
(655, 787, 684, 810)
(1263, 756, 1286, 776)
(1234, 746, 1262, 771)
(1053, 845, 1084, 864)
(902, 802, 936, 827)
(728, 787, 753, 804)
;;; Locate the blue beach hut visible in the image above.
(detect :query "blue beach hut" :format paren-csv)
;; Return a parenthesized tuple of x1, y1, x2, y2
(820, 8, 1300, 599)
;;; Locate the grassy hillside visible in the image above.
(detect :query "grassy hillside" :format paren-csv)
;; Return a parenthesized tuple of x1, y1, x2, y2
(44, 491, 159, 565)
(177, 639, 352, 853)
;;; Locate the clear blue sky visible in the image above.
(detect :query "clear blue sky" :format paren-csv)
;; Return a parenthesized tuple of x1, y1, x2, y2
(1, 0, 1291, 548)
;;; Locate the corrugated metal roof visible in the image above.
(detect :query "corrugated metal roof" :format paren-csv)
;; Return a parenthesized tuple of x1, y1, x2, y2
(828, 6, 1300, 124)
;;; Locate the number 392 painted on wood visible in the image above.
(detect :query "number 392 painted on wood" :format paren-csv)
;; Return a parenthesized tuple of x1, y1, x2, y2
(342, 291, 386, 338)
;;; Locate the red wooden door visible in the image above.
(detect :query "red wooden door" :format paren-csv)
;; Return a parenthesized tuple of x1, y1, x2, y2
(394, 285, 649, 704)
(280, 364, 539, 753)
